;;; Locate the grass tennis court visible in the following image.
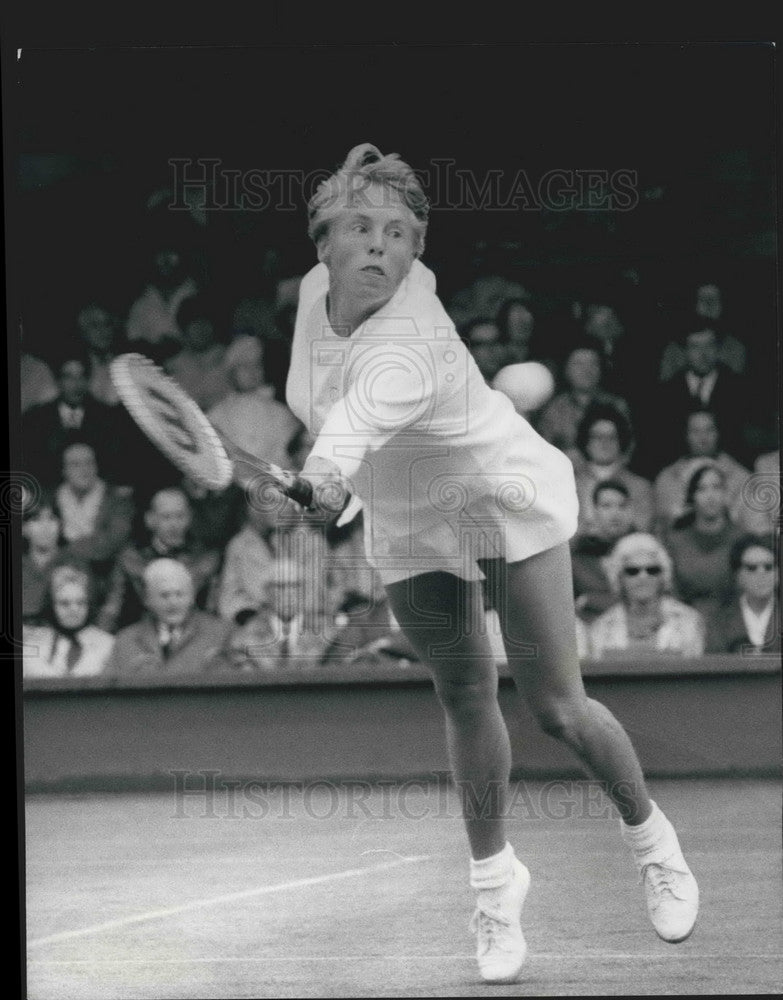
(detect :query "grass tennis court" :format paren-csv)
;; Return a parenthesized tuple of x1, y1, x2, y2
(25, 777, 781, 997)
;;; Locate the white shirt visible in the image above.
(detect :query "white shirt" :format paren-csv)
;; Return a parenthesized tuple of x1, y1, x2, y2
(58, 402, 85, 429)
(57, 480, 107, 541)
(739, 595, 774, 648)
(685, 369, 718, 405)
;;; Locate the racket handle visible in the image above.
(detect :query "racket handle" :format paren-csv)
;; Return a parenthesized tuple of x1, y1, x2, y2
(286, 476, 314, 509)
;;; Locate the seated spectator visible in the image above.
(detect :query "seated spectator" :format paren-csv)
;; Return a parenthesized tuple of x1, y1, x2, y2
(75, 301, 125, 406)
(164, 294, 232, 411)
(573, 402, 654, 536)
(462, 317, 506, 384)
(55, 443, 134, 568)
(206, 334, 301, 470)
(536, 342, 631, 467)
(22, 491, 69, 622)
(125, 246, 198, 361)
(228, 553, 342, 670)
(706, 534, 780, 654)
(111, 559, 233, 675)
(571, 479, 635, 624)
(659, 281, 747, 381)
(217, 501, 279, 623)
(104, 487, 221, 631)
(664, 462, 745, 622)
(447, 274, 531, 331)
(645, 316, 753, 473)
(653, 408, 753, 533)
(496, 298, 540, 366)
(22, 346, 126, 488)
(589, 533, 705, 658)
(23, 564, 114, 678)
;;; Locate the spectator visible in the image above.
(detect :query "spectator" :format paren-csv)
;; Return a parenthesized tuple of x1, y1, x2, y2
(447, 274, 531, 332)
(207, 334, 301, 470)
(22, 347, 126, 488)
(706, 534, 780, 654)
(228, 553, 341, 670)
(217, 501, 279, 623)
(536, 342, 631, 468)
(75, 302, 124, 406)
(23, 564, 114, 678)
(105, 487, 221, 631)
(648, 316, 752, 471)
(589, 533, 705, 658)
(659, 281, 747, 380)
(573, 402, 654, 536)
(165, 295, 232, 411)
(496, 298, 539, 366)
(21, 491, 69, 622)
(571, 479, 635, 624)
(653, 408, 753, 533)
(664, 462, 745, 622)
(125, 246, 198, 360)
(55, 443, 134, 567)
(463, 317, 506, 383)
(111, 559, 233, 675)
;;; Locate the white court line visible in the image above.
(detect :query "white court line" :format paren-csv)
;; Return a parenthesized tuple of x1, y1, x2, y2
(28, 854, 430, 948)
(29, 953, 783, 965)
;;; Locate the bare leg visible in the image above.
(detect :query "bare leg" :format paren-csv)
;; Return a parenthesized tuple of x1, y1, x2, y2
(484, 543, 652, 825)
(385, 571, 511, 858)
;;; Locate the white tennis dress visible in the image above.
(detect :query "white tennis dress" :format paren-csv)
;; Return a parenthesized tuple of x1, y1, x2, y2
(286, 260, 578, 585)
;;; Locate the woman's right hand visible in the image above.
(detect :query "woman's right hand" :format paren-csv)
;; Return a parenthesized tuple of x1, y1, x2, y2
(299, 455, 352, 516)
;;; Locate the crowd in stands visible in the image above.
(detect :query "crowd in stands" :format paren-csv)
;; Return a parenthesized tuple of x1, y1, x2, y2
(19, 243, 780, 678)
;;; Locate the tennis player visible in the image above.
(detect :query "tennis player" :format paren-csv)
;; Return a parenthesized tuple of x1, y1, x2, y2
(286, 143, 698, 984)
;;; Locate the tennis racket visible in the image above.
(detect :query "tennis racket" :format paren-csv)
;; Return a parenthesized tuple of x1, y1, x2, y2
(109, 352, 329, 510)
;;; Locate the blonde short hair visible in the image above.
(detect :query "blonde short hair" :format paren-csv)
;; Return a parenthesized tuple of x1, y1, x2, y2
(603, 532, 674, 596)
(307, 143, 429, 255)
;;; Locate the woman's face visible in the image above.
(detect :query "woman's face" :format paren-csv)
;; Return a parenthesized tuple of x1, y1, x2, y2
(620, 548, 664, 602)
(692, 468, 726, 519)
(585, 419, 622, 465)
(565, 349, 601, 393)
(736, 545, 776, 603)
(53, 582, 89, 630)
(318, 182, 419, 311)
(23, 508, 61, 550)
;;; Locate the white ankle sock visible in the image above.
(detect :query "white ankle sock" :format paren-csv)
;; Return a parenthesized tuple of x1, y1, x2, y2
(470, 842, 516, 890)
(621, 801, 683, 865)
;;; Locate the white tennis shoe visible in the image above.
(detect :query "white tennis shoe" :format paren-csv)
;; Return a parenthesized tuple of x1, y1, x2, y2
(639, 856, 699, 943)
(469, 858, 531, 983)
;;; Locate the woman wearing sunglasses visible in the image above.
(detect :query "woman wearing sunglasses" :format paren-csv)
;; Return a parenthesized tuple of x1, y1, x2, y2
(706, 534, 780, 653)
(590, 533, 705, 657)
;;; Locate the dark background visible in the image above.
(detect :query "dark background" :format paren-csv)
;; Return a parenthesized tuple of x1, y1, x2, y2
(9, 41, 778, 358)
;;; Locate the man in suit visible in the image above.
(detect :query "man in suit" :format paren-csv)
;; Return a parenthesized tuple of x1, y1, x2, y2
(111, 559, 233, 675)
(643, 318, 752, 475)
(22, 347, 124, 488)
(102, 487, 222, 631)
